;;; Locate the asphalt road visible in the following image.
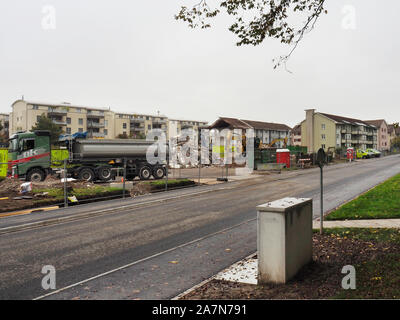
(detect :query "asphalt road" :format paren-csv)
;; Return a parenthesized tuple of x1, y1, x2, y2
(0, 155, 399, 300)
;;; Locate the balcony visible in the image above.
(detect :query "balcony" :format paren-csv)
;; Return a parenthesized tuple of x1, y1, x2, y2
(89, 132, 105, 138)
(87, 121, 105, 128)
(51, 119, 67, 126)
(87, 111, 105, 118)
(48, 108, 68, 115)
(152, 119, 167, 125)
(130, 118, 145, 124)
(130, 126, 145, 132)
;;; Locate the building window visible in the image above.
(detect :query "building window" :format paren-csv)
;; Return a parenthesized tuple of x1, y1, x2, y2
(146, 117, 150, 120)
(321, 124, 326, 130)
(76, 108, 81, 113)
(32, 105, 38, 110)
(79, 118, 83, 125)
(321, 134, 326, 140)
(66, 117, 71, 124)
(66, 128, 71, 134)
(104, 120, 108, 127)
(148, 124, 151, 130)
(123, 123, 127, 129)
(104, 129, 108, 135)
(321, 144, 326, 150)
(79, 128, 83, 133)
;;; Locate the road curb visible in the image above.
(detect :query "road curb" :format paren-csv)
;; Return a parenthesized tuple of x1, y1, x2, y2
(0, 206, 59, 219)
(171, 252, 257, 300)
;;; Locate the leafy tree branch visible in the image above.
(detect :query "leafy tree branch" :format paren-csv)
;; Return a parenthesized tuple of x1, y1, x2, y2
(176, 0, 327, 68)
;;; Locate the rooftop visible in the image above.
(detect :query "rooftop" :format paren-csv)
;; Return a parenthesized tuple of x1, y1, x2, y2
(319, 112, 375, 127)
(208, 117, 291, 131)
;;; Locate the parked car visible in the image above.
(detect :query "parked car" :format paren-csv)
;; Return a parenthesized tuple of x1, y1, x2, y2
(356, 149, 374, 159)
(366, 148, 382, 158)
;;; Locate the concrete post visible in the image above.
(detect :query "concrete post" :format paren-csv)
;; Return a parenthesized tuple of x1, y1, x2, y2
(257, 197, 313, 284)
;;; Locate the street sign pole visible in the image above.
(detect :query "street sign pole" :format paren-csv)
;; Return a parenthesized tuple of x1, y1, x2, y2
(316, 148, 326, 235)
(320, 165, 323, 235)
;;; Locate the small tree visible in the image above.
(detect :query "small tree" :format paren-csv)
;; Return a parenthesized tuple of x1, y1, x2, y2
(392, 137, 400, 150)
(0, 121, 6, 143)
(31, 113, 64, 144)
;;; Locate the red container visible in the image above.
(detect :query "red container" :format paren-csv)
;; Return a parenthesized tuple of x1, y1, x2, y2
(276, 149, 291, 168)
(347, 147, 354, 161)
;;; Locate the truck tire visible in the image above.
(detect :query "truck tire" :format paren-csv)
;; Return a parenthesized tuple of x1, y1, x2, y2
(27, 168, 45, 182)
(78, 168, 95, 182)
(153, 166, 166, 179)
(139, 166, 152, 180)
(97, 166, 112, 181)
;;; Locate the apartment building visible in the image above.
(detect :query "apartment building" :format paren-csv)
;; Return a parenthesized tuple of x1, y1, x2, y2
(290, 124, 302, 146)
(208, 117, 292, 148)
(113, 112, 169, 139)
(168, 118, 208, 139)
(0, 113, 9, 137)
(388, 124, 400, 143)
(301, 109, 378, 153)
(364, 119, 390, 151)
(9, 99, 207, 140)
(10, 100, 114, 138)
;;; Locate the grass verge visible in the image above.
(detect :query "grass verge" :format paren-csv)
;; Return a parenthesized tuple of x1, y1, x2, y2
(142, 179, 195, 189)
(323, 228, 400, 299)
(326, 173, 400, 220)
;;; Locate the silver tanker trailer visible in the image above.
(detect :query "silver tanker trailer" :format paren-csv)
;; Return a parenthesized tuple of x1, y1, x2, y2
(60, 134, 167, 182)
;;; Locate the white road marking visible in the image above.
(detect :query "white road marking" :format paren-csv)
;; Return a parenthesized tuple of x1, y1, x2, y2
(33, 217, 257, 300)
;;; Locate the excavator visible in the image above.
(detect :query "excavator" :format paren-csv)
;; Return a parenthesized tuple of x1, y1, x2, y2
(259, 137, 288, 149)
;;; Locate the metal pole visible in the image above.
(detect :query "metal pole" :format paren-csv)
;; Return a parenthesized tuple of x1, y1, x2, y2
(165, 145, 169, 191)
(198, 163, 201, 185)
(123, 158, 126, 199)
(64, 159, 68, 208)
(320, 165, 323, 235)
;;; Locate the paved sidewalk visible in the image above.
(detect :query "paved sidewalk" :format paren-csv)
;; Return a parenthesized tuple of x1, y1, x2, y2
(313, 219, 400, 229)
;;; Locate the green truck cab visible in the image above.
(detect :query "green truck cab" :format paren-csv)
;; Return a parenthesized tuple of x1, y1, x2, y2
(8, 131, 52, 182)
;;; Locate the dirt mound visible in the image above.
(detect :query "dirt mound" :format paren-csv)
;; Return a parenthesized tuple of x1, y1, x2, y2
(0, 178, 22, 196)
(33, 176, 95, 190)
(130, 182, 152, 197)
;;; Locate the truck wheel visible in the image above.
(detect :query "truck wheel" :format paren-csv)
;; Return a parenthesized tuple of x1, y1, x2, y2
(78, 168, 95, 182)
(153, 166, 166, 179)
(27, 168, 45, 182)
(139, 166, 152, 180)
(97, 167, 112, 181)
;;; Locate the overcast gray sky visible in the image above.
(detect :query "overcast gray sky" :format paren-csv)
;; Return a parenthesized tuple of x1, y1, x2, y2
(0, 0, 399, 127)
